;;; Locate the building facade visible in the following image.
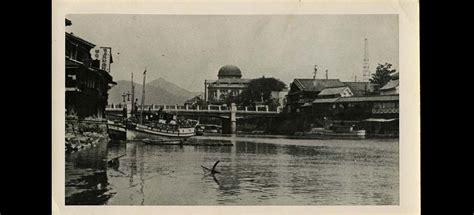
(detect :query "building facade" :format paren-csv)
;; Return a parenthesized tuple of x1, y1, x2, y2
(286, 79, 346, 113)
(204, 65, 251, 104)
(65, 31, 116, 119)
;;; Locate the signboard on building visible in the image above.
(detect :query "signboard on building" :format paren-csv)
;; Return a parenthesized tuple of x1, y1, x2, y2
(91, 47, 112, 73)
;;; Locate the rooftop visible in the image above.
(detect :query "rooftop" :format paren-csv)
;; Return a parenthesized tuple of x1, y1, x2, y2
(293, 79, 345, 92)
(380, 79, 399, 91)
(66, 32, 95, 49)
(318, 86, 350, 96)
(218, 65, 242, 79)
(343, 82, 370, 96)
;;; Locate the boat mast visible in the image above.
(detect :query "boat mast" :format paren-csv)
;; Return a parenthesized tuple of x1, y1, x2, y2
(131, 72, 135, 114)
(140, 68, 147, 124)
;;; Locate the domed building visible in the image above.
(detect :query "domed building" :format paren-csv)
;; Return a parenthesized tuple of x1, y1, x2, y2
(204, 65, 251, 103)
(217, 65, 242, 79)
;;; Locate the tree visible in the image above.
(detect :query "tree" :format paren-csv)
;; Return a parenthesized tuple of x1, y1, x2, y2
(370, 63, 397, 87)
(236, 77, 286, 106)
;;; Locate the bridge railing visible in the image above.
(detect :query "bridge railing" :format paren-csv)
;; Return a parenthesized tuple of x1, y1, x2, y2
(106, 103, 280, 113)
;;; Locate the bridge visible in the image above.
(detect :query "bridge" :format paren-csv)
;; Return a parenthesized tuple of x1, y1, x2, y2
(105, 103, 280, 118)
(105, 103, 281, 134)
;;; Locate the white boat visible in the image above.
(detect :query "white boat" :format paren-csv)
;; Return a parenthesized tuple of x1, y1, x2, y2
(126, 121, 195, 143)
(300, 126, 366, 139)
(107, 69, 196, 143)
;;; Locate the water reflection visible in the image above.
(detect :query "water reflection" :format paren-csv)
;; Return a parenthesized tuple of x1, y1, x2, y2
(65, 137, 399, 205)
(65, 141, 112, 205)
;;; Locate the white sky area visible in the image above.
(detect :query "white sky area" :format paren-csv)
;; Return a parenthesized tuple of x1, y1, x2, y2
(66, 15, 398, 92)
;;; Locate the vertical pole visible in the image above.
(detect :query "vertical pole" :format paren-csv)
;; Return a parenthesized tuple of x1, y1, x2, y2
(140, 69, 146, 124)
(230, 103, 236, 134)
(131, 73, 135, 113)
(204, 81, 207, 103)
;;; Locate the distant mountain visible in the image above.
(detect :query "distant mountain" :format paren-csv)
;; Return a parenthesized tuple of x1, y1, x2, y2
(107, 78, 200, 105)
(148, 77, 200, 99)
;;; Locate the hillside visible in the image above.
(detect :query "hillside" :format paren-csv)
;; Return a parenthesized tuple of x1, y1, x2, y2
(107, 79, 199, 105)
(147, 77, 200, 99)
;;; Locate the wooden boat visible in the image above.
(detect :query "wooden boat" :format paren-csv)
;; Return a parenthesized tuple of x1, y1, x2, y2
(107, 69, 195, 143)
(106, 120, 127, 141)
(126, 121, 195, 143)
(299, 126, 366, 139)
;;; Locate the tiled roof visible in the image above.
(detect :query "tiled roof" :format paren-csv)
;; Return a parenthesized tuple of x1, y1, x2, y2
(380, 80, 399, 90)
(318, 86, 349, 96)
(66, 32, 95, 48)
(343, 82, 370, 96)
(293, 79, 345, 92)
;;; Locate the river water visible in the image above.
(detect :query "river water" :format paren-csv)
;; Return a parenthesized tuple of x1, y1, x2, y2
(65, 135, 399, 205)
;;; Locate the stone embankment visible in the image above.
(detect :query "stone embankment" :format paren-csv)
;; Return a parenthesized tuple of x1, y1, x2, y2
(65, 118, 110, 153)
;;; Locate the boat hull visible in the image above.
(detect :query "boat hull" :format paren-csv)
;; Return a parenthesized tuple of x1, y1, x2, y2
(299, 129, 366, 139)
(126, 124, 195, 143)
(107, 123, 127, 141)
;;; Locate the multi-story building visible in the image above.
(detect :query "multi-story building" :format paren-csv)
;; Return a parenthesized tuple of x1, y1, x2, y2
(286, 78, 346, 113)
(65, 26, 116, 119)
(204, 65, 251, 104)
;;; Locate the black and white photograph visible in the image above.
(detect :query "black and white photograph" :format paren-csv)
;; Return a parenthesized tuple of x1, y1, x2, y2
(53, 2, 419, 214)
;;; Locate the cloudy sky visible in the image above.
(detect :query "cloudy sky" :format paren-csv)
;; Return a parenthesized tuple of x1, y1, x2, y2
(66, 14, 398, 92)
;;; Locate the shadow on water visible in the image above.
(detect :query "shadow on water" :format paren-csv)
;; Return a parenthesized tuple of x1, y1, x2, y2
(66, 136, 399, 205)
(65, 140, 113, 205)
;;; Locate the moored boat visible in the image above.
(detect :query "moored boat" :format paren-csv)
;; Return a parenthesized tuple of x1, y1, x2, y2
(300, 125, 366, 139)
(106, 69, 196, 143)
(126, 121, 195, 143)
(106, 120, 127, 140)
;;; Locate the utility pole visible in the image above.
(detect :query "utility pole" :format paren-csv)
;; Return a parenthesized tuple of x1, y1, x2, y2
(140, 69, 147, 124)
(313, 65, 318, 79)
(131, 73, 135, 113)
(362, 38, 370, 82)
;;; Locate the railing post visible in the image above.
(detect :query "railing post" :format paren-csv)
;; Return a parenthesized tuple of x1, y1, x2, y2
(186, 105, 188, 110)
(197, 106, 200, 110)
(266, 105, 269, 112)
(219, 106, 221, 111)
(208, 105, 210, 111)
(245, 106, 248, 111)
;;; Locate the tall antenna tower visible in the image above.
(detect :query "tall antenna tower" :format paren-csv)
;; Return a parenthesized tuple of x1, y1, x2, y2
(362, 38, 370, 82)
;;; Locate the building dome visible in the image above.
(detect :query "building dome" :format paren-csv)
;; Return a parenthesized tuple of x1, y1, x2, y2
(218, 65, 242, 79)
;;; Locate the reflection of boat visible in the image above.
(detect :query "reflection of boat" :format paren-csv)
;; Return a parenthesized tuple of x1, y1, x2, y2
(301, 125, 366, 139)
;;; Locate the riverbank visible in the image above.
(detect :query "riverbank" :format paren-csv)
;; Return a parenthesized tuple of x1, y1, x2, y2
(195, 132, 399, 140)
(65, 119, 110, 153)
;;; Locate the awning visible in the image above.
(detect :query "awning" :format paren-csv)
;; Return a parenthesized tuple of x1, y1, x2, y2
(362, 118, 398, 122)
